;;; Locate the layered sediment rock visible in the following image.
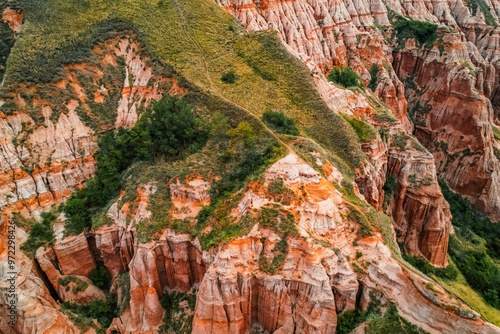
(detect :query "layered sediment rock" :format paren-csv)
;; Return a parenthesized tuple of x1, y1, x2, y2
(394, 36, 500, 220)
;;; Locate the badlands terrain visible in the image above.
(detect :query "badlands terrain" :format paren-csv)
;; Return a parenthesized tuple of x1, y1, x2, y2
(1, 0, 500, 333)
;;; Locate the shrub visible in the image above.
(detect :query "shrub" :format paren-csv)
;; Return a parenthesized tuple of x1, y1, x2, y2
(59, 276, 89, 293)
(117, 273, 131, 315)
(262, 109, 299, 135)
(20, 211, 57, 258)
(336, 310, 367, 334)
(221, 69, 238, 83)
(327, 66, 361, 88)
(60, 294, 118, 332)
(393, 17, 438, 48)
(341, 114, 378, 143)
(383, 174, 397, 209)
(403, 253, 458, 280)
(258, 236, 288, 275)
(368, 64, 380, 91)
(365, 304, 426, 333)
(90, 267, 111, 290)
(159, 290, 197, 334)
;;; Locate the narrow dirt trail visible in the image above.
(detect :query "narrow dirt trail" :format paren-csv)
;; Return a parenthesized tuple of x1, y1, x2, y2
(172, 0, 293, 152)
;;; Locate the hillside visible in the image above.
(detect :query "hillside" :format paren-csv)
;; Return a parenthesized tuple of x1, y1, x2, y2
(0, 0, 500, 333)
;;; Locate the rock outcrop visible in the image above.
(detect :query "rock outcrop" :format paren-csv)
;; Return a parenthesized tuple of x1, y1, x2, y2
(393, 36, 500, 220)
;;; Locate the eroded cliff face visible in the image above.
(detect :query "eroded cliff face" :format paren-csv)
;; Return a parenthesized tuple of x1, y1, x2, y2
(0, 33, 182, 216)
(4, 150, 500, 334)
(0, 219, 79, 334)
(393, 35, 500, 220)
(214, 0, 456, 267)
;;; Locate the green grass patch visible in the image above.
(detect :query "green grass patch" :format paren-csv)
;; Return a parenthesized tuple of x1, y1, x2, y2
(59, 276, 89, 293)
(341, 114, 378, 143)
(492, 124, 500, 141)
(327, 66, 362, 88)
(20, 211, 57, 258)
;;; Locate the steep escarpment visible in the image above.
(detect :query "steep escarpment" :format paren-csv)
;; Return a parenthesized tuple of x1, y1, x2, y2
(394, 35, 500, 220)
(0, 32, 182, 216)
(22, 154, 499, 334)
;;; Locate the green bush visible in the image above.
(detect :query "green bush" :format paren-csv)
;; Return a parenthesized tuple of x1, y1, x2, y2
(59, 276, 89, 293)
(159, 290, 197, 334)
(365, 304, 427, 333)
(258, 236, 288, 275)
(61, 294, 118, 332)
(383, 174, 397, 210)
(403, 253, 458, 280)
(90, 267, 111, 290)
(393, 17, 438, 48)
(262, 109, 299, 135)
(327, 66, 361, 88)
(117, 273, 131, 315)
(341, 114, 378, 143)
(336, 310, 367, 334)
(221, 69, 238, 83)
(20, 211, 57, 258)
(368, 64, 380, 91)
(258, 206, 299, 237)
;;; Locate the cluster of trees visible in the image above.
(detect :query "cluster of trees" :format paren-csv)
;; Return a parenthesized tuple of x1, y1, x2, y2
(368, 64, 380, 91)
(403, 253, 458, 280)
(60, 294, 118, 332)
(449, 245, 500, 308)
(392, 16, 438, 48)
(439, 179, 500, 309)
(64, 95, 209, 235)
(327, 66, 362, 88)
(262, 109, 299, 135)
(20, 211, 57, 258)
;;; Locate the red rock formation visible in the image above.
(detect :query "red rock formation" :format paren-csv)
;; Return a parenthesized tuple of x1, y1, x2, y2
(0, 219, 77, 334)
(0, 35, 182, 216)
(193, 236, 338, 334)
(53, 233, 97, 277)
(386, 146, 451, 267)
(2, 7, 23, 34)
(393, 37, 500, 220)
(112, 229, 206, 332)
(216, 0, 451, 267)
